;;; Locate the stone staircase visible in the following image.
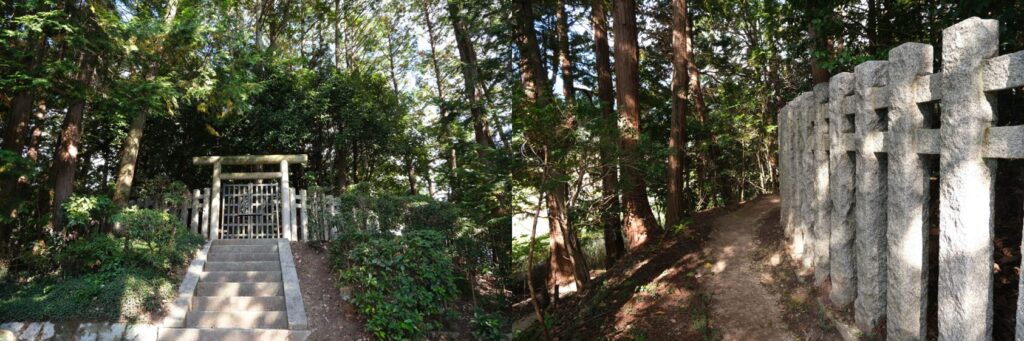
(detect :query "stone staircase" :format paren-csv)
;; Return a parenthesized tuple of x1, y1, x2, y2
(159, 239, 309, 340)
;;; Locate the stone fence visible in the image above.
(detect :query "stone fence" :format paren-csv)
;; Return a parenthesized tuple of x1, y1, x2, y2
(778, 17, 1024, 340)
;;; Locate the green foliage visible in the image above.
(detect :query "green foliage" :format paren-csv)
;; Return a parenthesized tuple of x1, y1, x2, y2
(0, 209, 203, 321)
(63, 195, 117, 232)
(332, 230, 459, 340)
(0, 266, 179, 321)
(471, 309, 505, 341)
(115, 208, 202, 271)
(57, 233, 123, 275)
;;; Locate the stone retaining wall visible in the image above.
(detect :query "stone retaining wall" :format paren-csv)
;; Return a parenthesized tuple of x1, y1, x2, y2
(778, 17, 1024, 340)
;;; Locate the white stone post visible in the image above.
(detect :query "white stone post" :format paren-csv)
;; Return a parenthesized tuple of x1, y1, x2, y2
(280, 160, 293, 240)
(812, 83, 831, 286)
(300, 189, 308, 241)
(853, 60, 888, 331)
(938, 17, 998, 341)
(885, 42, 934, 341)
(289, 188, 298, 240)
(828, 72, 856, 307)
(201, 188, 210, 238)
(210, 161, 221, 240)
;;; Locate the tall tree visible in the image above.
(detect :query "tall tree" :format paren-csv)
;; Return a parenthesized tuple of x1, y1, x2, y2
(514, 0, 589, 291)
(665, 0, 690, 230)
(448, 0, 495, 148)
(111, 0, 180, 206)
(51, 52, 96, 232)
(613, 0, 661, 248)
(591, 0, 624, 267)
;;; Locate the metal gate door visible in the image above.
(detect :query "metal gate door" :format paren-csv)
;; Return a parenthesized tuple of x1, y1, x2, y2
(221, 183, 281, 239)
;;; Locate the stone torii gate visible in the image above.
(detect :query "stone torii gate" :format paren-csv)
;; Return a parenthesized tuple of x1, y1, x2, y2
(193, 154, 307, 241)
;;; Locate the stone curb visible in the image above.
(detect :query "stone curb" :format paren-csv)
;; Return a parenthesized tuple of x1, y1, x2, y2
(0, 322, 157, 341)
(279, 240, 309, 330)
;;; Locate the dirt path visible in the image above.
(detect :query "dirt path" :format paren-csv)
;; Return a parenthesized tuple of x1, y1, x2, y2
(291, 242, 367, 341)
(706, 197, 796, 340)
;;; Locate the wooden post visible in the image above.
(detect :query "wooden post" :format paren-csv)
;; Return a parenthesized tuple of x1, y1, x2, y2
(190, 189, 201, 234)
(210, 161, 221, 240)
(280, 160, 293, 240)
(201, 188, 210, 237)
(300, 189, 308, 241)
(179, 193, 190, 225)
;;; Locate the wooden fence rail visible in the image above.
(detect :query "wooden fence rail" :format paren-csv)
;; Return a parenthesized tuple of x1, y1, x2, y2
(779, 17, 1024, 340)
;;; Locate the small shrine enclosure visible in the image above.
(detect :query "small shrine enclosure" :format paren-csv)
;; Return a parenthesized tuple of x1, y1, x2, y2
(778, 17, 1024, 340)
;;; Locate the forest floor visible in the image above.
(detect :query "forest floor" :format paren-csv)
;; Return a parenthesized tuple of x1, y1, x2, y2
(517, 195, 843, 340)
(291, 242, 368, 341)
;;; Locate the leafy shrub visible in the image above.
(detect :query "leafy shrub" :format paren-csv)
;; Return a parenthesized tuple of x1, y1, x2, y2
(57, 233, 123, 275)
(63, 195, 118, 232)
(471, 309, 505, 341)
(333, 230, 459, 340)
(115, 208, 202, 271)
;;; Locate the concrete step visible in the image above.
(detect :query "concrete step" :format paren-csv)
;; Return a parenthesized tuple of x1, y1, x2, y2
(200, 271, 282, 282)
(184, 311, 288, 329)
(207, 252, 279, 262)
(192, 296, 286, 311)
(196, 282, 284, 296)
(158, 328, 309, 341)
(213, 239, 281, 246)
(209, 244, 279, 253)
(205, 261, 281, 272)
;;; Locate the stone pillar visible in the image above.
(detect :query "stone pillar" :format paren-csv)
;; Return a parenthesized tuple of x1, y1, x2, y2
(938, 17, 998, 341)
(853, 60, 888, 330)
(812, 83, 831, 286)
(792, 92, 814, 269)
(886, 42, 934, 341)
(828, 72, 856, 307)
(280, 160, 293, 240)
(210, 162, 221, 240)
(300, 189, 309, 241)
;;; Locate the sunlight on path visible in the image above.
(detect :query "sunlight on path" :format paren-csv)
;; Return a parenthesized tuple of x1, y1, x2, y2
(705, 197, 796, 340)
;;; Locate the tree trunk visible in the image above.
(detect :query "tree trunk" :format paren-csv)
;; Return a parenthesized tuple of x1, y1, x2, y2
(591, 0, 624, 267)
(51, 52, 95, 233)
(613, 0, 661, 249)
(2, 37, 45, 155)
(448, 0, 495, 149)
(422, 0, 446, 110)
(666, 0, 691, 230)
(112, 111, 147, 206)
(556, 0, 574, 105)
(513, 0, 550, 106)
